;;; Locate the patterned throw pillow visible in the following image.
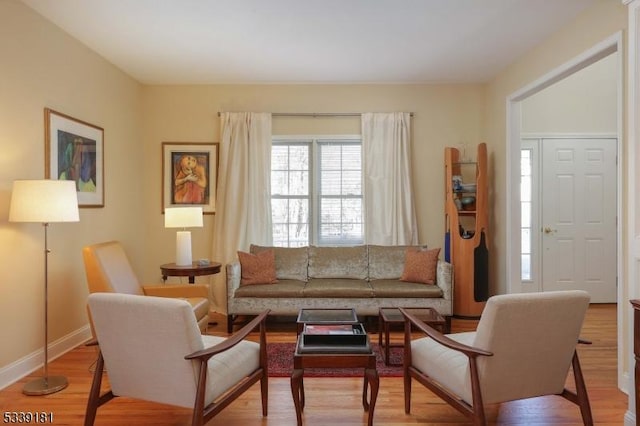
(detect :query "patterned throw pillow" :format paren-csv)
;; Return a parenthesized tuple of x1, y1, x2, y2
(400, 247, 440, 285)
(238, 249, 278, 286)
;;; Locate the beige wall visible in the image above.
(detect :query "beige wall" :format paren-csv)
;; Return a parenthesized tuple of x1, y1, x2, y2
(522, 52, 618, 134)
(140, 84, 485, 304)
(0, 1, 143, 369)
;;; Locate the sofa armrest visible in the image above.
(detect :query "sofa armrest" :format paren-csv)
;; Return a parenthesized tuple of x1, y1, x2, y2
(227, 260, 241, 297)
(436, 260, 453, 301)
(142, 284, 209, 298)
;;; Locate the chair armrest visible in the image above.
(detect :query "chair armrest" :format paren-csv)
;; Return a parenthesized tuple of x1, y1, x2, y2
(400, 308, 492, 359)
(142, 284, 209, 298)
(185, 309, 270, 362)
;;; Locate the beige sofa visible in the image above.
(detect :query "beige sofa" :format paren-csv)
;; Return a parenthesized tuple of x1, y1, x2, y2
(226, 245, 453, 333)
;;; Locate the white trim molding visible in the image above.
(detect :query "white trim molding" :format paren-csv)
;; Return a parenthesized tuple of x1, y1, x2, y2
(625, 1, 640, 424)
(0, 325, 91, 391)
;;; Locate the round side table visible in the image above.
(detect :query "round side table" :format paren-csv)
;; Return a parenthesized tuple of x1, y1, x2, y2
(160, 261, 222, 284)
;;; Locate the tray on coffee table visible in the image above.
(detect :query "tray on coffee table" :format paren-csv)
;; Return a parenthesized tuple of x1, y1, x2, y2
(296, 308, 359, 334)
(301, 323, 368, 348)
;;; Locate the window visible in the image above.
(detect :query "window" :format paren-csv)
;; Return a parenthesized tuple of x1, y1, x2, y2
(271, 137, 363, 247)
(521, 148, 533, 281)
(271, 142, 311, 247)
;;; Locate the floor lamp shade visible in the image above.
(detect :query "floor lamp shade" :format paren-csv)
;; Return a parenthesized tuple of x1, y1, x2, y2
(165, 207, 203, 266)
(9, 179, 79, 396)
(10, 180, 80, 223)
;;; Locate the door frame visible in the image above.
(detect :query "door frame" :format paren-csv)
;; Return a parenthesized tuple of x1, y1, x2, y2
(506, 32, 624, 388)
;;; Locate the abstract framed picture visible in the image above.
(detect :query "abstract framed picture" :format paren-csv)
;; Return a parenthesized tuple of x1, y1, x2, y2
(162, 142, 219, 214)
(45, 108, 104, 207)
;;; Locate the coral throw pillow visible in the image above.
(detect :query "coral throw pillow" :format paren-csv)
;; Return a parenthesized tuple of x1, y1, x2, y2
(400, 247, 441, 285)
(238, 249, 278, 286)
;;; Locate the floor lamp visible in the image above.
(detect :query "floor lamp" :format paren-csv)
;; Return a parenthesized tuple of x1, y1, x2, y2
(9, 180, 79, 395)
(164, 206, 203, 266)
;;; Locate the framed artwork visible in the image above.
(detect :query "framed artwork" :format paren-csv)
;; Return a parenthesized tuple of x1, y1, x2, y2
(162, 142, 219, 214)
(45, 108, 104, 207)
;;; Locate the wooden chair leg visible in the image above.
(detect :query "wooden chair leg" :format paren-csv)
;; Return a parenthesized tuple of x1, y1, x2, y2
(191, 361, 208, 426)
(261, 371, 268, 416)
(404, 371, 412, 413)
(84, 352, 103, 426)
(571, 351, 594, 426)
(468, 358, 488, 426)
(84, 351, 115, 426)
(403, 318, 412, 414)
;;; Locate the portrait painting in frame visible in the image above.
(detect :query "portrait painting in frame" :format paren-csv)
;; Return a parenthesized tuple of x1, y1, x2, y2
(162, 142, 219, 214)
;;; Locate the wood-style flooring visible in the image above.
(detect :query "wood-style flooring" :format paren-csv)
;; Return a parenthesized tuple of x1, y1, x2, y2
(0, 304, 628, 425)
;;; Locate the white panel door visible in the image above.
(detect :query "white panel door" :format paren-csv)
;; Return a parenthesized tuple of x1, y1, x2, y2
(541, 138, 616, 302)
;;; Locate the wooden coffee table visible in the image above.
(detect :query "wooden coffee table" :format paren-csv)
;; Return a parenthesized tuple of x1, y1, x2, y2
(290, 334, 379, 426)
(378, 307, 446, 366)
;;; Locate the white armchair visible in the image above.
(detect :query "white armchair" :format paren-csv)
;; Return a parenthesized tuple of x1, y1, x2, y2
(401, 290, 593, 425)
(85, 293, 269, 426)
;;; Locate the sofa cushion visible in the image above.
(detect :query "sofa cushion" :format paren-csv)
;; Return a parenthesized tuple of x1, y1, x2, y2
(369, 280, 443, 298)
(234, 280, 306, 298)
(368, 245, 427, 280)
(303, 278, 374, 298)
(237, 250, 278, 286)
(251, 244, 308, 282)
(308, 246, 368, 279)
(400, 247, 441, 285)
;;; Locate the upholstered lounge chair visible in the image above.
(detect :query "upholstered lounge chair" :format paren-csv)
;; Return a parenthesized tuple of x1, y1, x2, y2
(83, 240, 210, 331)
(85, 293, 269, 426)
(401, 290, 593, 425)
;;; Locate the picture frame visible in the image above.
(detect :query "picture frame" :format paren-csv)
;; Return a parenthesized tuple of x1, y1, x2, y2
(45, 108, 104, 208)
(162, 142, 219, 214)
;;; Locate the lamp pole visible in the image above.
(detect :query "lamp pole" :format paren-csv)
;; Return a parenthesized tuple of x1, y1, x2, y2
(22, 222, 68, 395)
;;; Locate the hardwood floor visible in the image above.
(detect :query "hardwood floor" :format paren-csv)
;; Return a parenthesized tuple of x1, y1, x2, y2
(0, 304, 627, 425)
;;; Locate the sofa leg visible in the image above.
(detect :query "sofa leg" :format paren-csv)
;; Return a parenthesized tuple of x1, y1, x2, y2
(444, 316, 452, 334)
(227, 315, 235, 334)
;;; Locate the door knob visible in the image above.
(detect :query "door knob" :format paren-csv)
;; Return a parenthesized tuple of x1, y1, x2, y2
(543, 227, 556, 234)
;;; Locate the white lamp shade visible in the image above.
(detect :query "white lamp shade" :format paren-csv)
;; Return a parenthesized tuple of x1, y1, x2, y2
(9, 180, 79, 223)
(164, 206, 203, 228)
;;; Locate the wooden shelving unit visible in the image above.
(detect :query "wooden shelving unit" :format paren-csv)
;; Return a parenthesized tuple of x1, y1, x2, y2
(444, 143, 489, 318)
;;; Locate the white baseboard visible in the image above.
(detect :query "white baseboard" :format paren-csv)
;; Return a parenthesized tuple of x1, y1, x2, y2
(0, 325, 91, 391)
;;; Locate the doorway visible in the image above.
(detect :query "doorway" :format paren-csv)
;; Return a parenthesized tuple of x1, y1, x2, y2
(506, 32, 623, 388)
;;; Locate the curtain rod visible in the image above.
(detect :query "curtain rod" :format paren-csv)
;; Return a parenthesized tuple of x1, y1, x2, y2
(217, 112, 414, 118)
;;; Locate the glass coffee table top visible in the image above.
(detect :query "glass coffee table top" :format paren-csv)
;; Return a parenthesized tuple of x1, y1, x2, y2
(296, 308, 358, 324)
(379, 307, 444, 324)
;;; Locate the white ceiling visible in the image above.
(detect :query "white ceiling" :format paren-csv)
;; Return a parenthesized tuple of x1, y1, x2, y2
(22, 0, 595, 85)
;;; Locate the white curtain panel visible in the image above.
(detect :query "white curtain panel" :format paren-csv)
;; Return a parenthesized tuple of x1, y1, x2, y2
(362, 112, 418, 245)
(212, 112, 273, 313)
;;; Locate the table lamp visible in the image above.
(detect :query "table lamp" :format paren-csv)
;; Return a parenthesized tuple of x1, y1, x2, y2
(164, 206, 203, 266)
(9, 179, 79, 395)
